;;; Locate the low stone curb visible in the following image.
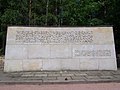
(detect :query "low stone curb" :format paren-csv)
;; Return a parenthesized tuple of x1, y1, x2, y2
(0, 80, 120, 85)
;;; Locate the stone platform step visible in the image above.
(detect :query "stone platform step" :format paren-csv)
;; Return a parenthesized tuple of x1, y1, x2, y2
(0, 70, 120, 84)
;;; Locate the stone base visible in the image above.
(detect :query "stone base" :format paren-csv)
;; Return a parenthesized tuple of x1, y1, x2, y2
(4, 59, 117, 72)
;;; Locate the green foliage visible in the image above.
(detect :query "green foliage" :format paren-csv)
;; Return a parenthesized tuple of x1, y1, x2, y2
(1, 9, 22, 25)
(88, 18, 104, 26)
(0, 0, 119, 27)
(0, 48, 3, 55)
(0, 0, 120, 54)
(0, 32, 3, 37)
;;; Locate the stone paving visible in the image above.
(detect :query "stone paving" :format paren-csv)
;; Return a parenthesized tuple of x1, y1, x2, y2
(0, 69, 120, 84)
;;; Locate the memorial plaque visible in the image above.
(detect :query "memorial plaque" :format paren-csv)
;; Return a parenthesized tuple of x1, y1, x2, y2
(4, 27, 117, 72)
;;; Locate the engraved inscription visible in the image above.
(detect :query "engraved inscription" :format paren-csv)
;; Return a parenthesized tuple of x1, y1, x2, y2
(74, 50, 111, 57)
(15, 30, 93, 44)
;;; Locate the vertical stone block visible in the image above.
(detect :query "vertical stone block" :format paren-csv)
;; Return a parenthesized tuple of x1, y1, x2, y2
(99, 59, 117, 70)
(51, 45, 72, 58)
(79, 59, 99, 70)
(23, 60, 42, 71)
(28, 45, 50, 59)
(5, 45, 27, 60)
(42, 59, 61, 70)
(4, 60, 23, 72)
(61, 59, 80, 70)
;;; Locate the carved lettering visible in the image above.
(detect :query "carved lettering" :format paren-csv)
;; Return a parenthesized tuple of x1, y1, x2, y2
(74, 50, 111, 57)
(15, 30, 93, 44)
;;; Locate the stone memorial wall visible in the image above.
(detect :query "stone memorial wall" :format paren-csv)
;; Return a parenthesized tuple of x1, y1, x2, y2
(4, 27, 117, 72)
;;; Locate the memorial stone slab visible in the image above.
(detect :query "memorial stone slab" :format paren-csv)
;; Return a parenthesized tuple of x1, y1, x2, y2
(4, 27, 117, 72)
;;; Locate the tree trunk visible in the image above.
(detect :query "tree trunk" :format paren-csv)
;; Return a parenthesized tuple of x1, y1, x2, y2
(29, 0, 32, 26)
(56, 0, 58, 26)
(46, 0, 49, 26)
(59, 0, 63, 26)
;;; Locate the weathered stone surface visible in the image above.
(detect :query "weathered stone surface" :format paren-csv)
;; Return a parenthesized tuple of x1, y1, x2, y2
(42, 59, 61, 70)
(22, 60, 42, 71)
(61, 59, 80, 70)
(4, 27, 117, 72)
(4, 60, 23, 72)
(5, 45, 27, 60)
(99, 58, 117, 70)
(51, 45, 72, 58)
(28, 45, 50, 59)
(1, 70, 120, 83)
(79, 59, 99, 70)
(57, 76, 72, 80)
(71, 76, 86, 80)
(61, 73, 74, 76)
(48, 74, 61, 77)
